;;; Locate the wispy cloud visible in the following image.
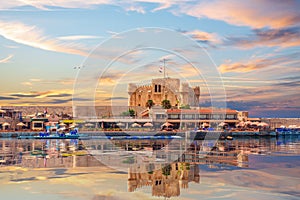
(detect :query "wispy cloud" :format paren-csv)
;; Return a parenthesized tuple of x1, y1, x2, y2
(180, 0, 300, 29)
(1, 1, 300, 31)
(226, 27, 300, 49)
(57, 35, 103, 41)
(3, 45, 19, 49)
(104, 97, 127, 101)
(0, 20, 88, 56)
(21, 82, 33, 86)
(201, 98, 300, 118)
(0, 0, 300, 28)
(219, 52, 300, 73)
(0, 54, 13, 63)
(125, 5, 146, 14)
(10, 90, 73, 99)
(0, 96, 18, 100)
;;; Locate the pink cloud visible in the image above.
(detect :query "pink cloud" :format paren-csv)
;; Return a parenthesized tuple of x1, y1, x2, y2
(0, 20, 88, 56)
(182, 0, 300, 29)
(0, 54, 13, 63)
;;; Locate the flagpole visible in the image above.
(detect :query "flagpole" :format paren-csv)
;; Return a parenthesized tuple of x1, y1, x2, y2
(163, 59, 166, 100)
(163, 58, 166, 79)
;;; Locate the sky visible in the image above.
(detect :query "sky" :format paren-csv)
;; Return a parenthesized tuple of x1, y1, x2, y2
(0, 0, 299, 118)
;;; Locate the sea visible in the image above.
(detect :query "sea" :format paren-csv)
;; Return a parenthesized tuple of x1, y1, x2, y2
(0, 135, 299, 200)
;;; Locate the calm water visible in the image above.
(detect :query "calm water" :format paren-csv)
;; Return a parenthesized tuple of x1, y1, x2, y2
(0, 136, 299, 200)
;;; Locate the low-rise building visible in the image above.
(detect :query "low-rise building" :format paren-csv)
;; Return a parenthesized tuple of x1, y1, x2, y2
(166, 108, 239, 129)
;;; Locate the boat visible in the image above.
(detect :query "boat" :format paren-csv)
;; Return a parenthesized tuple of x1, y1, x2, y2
(276, 128, 300, 136)
(18, 128, 80, 139)
(110, 135, 182, 140)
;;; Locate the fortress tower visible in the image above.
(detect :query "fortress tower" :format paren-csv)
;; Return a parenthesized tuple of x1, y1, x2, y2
(128, 78, 200, 108)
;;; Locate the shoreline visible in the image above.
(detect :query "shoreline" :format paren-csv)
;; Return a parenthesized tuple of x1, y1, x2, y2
(0, 129, 285, 139)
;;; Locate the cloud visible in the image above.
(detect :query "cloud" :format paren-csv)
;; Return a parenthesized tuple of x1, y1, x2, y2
(275, 80, 300, 88)
(49, 99, 72, 104)
(0, 20, 88, 56)
(226, 27, 300, 49)
(11, 93, 40, 98)
(46, 93, 72, 98)
(201, 98, 300, 118)
(29, 78, 42, 82)
(1, 1, 300, 30)
(125, 5, 146, 14)
(181, 0, 300, 29)
(3, 45, 19, 49)
(21, 82, 33, 86)
(0, 54, 13, 63)
(10, 90, 73, 99)
(185, 30, 221, 46)
(278, 75, 300, 81)
(57, 35, 103, 41)
(104, 97, 127, 101)
(218, 52, 299, 73)
(0, 96, 18, 100)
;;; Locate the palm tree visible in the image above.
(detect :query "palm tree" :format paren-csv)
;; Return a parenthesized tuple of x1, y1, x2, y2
(146, 99, 154, 108)
(161, 99, 171, 109)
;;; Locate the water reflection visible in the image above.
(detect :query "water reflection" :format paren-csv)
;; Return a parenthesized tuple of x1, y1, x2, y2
(0, 136, 299, 199)
(128, 162, 200, 198)
(1, 136, 299, 168)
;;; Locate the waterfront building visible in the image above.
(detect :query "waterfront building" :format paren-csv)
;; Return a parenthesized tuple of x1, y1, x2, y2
(166, 108, 239, 129)
(128, 78, 200, 108)
(238, 111, 249, 122)
(0, 107, 22, 131)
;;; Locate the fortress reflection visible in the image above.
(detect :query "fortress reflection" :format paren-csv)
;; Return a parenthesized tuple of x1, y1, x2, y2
(1, 137, 299, 198)
(128, 162, 200, 198)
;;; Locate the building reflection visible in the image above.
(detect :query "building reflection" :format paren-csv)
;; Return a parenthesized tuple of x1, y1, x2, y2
(0, 139, 103, 168)
(128, 162, 199, 198)
(0, 137, 287, 168)
(0, 136, 299, 198)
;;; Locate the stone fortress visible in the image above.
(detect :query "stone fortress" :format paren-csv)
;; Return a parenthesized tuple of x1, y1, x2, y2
(128, 77, 200, 108)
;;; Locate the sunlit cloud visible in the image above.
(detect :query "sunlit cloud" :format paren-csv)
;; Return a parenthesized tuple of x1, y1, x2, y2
(1, 0, 300, 31)
(219, 62, 258, 73)
(219, 52, 300, 74)
(0, 54, 13, 63)
(186, 30, 222, 45)
(0, 20, 88, 56)
(180, 0, 300, 29)
(10, 90, 73, 99)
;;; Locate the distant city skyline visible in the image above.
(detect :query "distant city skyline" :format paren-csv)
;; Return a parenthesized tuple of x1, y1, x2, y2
(0, 1, 299, 118)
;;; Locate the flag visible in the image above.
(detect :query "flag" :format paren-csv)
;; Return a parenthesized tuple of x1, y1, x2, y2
(19, 112, 22, 122)
(159, 66, 163, 73)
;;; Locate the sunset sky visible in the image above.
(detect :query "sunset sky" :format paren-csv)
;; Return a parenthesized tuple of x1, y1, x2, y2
(0, 1, 299, 117)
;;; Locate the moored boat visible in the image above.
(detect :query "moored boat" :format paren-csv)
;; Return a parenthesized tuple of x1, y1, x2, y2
(18, 129, 80, 139)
